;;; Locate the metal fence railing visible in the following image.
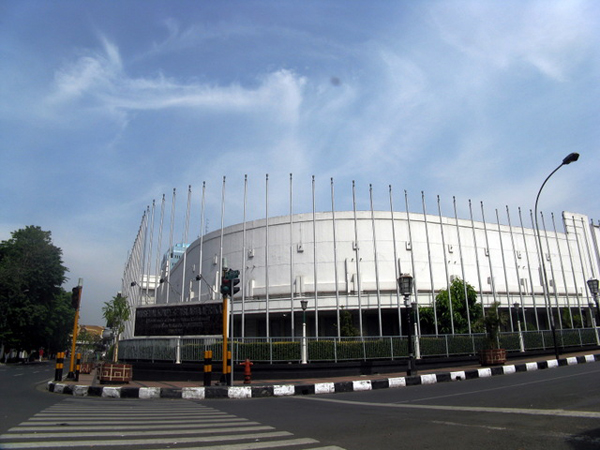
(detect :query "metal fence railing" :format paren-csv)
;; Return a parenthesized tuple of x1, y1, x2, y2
(119, 327, 600, 364)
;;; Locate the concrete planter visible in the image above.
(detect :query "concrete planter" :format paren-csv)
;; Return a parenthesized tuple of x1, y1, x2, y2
(99, 363, 132, 384)
(479, 348, 507, 366)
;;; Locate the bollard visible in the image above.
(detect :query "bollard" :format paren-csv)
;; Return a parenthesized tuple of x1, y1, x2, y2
(54, 352, 64, 382)
(75, 353, 81, 382)
(203, 350, 212, 387)
(227, 351, 232, 386)
(240, 358, 253, 384)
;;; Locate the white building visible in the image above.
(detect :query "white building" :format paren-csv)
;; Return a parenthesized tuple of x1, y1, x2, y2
(121, 188, 600, 341)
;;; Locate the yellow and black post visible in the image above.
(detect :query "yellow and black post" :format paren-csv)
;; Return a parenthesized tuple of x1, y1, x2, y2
(203, 350, 212, 386)
(75, 353, 81, 382)
(54, 352, 64, 381)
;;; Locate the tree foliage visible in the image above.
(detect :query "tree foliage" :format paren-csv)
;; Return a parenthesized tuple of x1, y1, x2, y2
(102, 293, 130, 362)
(419, 278, 483, 334)
(0, 226, 73, 353)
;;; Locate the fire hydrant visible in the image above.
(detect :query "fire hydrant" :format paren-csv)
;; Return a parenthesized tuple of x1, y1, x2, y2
(240, 358, 253, 384)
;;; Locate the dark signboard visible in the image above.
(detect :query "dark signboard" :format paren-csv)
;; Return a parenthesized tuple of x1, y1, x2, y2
(134, 303, 223, 336)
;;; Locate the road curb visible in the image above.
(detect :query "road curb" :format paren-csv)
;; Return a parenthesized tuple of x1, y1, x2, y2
(47, 353, 600, 400)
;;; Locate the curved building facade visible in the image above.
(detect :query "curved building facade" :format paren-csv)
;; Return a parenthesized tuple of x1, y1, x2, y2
(121, 185, 600, 341)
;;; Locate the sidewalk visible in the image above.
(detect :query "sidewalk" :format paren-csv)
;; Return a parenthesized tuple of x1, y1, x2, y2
(47, 350, 600, 400)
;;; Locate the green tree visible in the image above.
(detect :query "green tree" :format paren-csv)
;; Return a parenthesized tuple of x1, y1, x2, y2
(102, 293, 130, 362)
(339, 309, 359, 337)
(0, 226, 72, 353)
(420, 278, 483, 334)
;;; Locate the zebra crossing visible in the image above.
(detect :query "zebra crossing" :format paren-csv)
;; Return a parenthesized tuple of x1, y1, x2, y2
(0, 398, 345, 449)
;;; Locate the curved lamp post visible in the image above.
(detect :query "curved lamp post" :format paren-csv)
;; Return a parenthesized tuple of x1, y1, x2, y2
(398, 274, 417, 376)
(534, 152, 579, 360)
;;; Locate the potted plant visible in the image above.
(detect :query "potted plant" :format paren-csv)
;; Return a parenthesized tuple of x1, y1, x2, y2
(479, 302, 507, 366)
(99, 294, 132, 384)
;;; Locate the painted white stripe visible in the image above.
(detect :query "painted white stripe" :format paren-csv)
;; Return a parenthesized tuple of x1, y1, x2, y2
(139, 387, 161, 399)
(101, 387, 121, 398)
(585, 355, 595, 363)
(502, 365, 516, 375)
(477, 368, 492, 378)
(148, 438, 322, 450)
(301, 396, 600, 419)
(420, 374, 437, 385)
(546, 359, 559, 368)
(525, 362, 538, 371)
(315, 382, 335, 394)
(182, 387, 205, 399)
(352, 380, 372, 391)
(228, 386, 252, 399)
(10, 419, 251, 432)
(566, 357, 578, 365)
(450, 371, 466, 381)
(0, 431, 293, 449)
(388, 377, 406, 388)
(1, 425, 274, 439)
(274, 385, 295, 396)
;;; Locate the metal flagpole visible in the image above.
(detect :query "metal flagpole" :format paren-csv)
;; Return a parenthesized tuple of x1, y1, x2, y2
(481, 202, 498, 308)
(155, 194, 166, 304)
(422, 192, 438, 335)
(454, 197, 471, 334)
(506, 206, 526, 327)
(265, 174, 270, 339)
(370, 184, 383, 337)
(290, 174, 295, 338)
(331, 178, 341, 339)
(218, 176, 227, 383)
(437, 195, 454, 334)
(496, 209, 514, 331)
(197, 182, 206, 302)
(541, 212, 561, 329)
(242, 175, 248, 338)
(145, 200, 156, 305)
(564, 214, 583, 326)
(405, 190, 419, 334)
(519, 207, 540, 330)
(352, 181, 363, 338)
(180, 185, 192, 302)
(469, 200, 485, 318)
(390, 186, 402, 336)
(531, 209, 551, 329)
(552, 213, 573, 328)
(166, 188, 176, 304)
(571, 215, 592, 316)
(312, 175, 319, 337)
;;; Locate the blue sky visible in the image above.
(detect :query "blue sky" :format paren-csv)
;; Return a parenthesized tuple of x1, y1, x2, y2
(1, 1, 598, 326)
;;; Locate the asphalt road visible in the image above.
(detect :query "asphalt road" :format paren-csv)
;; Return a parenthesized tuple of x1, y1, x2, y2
(0, 361, 63, 434)
(2, 360, 600, 449)
(213, 362, 600, 450)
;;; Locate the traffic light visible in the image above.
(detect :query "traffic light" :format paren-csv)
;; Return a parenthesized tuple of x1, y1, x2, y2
(220, 274, 230, 296)
(220, 269, 241, 297)
(71, 286, 81, 309)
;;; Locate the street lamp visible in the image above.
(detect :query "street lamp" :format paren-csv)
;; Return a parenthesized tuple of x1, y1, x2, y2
(398, 274, 417, 376)
(534, 152, 579, 360)
(301, 300, 308, 364)
(587, 279, 599, 325)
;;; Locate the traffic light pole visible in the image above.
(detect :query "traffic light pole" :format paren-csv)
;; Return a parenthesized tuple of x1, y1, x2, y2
(221, 291, 229, 384)
(66, 278, 83, 380)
